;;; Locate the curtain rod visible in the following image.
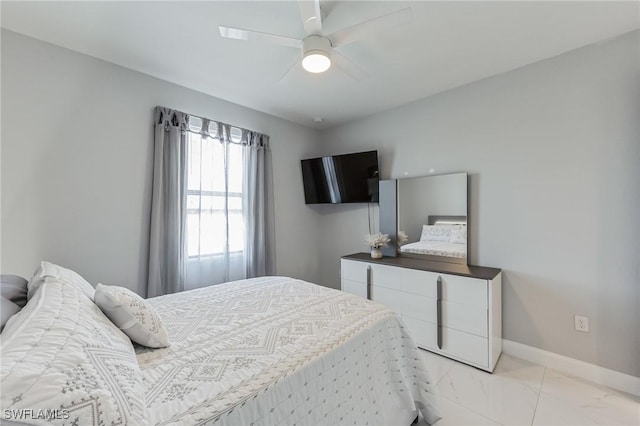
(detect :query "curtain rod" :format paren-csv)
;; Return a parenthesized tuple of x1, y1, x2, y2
(156, 106, 266, 137)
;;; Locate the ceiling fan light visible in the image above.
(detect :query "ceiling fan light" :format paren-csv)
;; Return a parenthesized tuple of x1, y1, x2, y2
(302, 50, 331, 73)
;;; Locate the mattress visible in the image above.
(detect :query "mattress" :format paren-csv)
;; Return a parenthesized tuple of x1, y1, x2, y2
(138, 276, 441, 425)
(400, 240, 467, 258)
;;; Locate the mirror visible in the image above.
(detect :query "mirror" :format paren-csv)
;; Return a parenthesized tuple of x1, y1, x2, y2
(397, 173, 468, 264)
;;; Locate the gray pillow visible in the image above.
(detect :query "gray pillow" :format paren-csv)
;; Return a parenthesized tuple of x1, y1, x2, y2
(1, 295, 21, 331)
(1, 275, 28, 308)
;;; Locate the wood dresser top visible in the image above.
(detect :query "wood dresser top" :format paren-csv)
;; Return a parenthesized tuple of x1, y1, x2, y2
(342, 252, 501, 280)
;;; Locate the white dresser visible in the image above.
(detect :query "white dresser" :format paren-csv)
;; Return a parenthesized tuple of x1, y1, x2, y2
(341, 253, 502, 372)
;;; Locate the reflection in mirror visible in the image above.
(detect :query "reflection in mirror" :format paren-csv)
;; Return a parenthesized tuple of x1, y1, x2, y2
(397, 173, 468, 264)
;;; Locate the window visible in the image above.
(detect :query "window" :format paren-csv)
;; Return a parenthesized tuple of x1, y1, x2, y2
(186, 124, 245, 257)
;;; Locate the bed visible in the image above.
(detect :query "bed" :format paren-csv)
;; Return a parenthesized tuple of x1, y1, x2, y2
(400, 240, 466, 258)
(401, 215, 467, 259)
(1, 266, 441, 425)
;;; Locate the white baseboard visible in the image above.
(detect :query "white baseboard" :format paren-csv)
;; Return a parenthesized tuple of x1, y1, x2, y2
(502, 339, 640, 397)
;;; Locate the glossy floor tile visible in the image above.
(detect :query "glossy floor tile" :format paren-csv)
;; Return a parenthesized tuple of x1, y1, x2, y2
(417, 349, 640, 426)
(533, 370, 640, 426)
(418, 347, 457, 385)
(434, 398, 501, 426)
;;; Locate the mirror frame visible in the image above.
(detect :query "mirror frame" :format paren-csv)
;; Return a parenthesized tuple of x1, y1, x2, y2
(380, 173, 469, 265)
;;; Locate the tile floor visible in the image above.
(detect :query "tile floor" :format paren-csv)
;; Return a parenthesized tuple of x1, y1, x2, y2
(417, 349, 640, 426)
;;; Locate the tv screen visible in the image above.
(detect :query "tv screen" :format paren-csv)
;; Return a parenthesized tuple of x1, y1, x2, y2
(301, 150, 379, 204)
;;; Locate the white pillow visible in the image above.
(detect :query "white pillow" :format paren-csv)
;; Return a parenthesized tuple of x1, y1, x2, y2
(420, 225, 454, 242)
(27, 261, 95, 300)
(1, 278, 148, 425)
(95, 284, 170, 348)
(450, 227, 467, 244)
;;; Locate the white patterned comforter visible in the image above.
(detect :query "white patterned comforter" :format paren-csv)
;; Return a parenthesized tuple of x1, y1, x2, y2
(401, 241, 467, 258)
(138, 276, 441, 425)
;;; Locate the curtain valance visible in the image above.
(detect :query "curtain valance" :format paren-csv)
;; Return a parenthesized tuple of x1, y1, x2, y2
(155, 106, 269, 149)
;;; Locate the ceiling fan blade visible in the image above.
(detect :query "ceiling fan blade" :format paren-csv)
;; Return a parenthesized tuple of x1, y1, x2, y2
(331, 50, 369, 81)
(328, 7, 413, 48)
(277, 59, 302, 85)
(298, 0, 323, 35)
(219, 26, 301, 49)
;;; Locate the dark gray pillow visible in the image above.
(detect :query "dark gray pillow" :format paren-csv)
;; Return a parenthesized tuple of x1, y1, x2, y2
(1, 275, 28, 308)
(1, 295, 21, 331)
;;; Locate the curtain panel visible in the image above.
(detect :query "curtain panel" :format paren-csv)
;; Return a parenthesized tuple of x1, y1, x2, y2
(147, 108, 187, 297)
(243, 131, 275, 278)
(147, 107, 274, 297)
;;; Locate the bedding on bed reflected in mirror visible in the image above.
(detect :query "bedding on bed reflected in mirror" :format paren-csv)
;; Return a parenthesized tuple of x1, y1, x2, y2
(397, 172, 468, 264)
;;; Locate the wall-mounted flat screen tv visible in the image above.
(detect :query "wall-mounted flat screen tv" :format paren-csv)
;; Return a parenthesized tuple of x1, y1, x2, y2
(301, 150, 379, 204)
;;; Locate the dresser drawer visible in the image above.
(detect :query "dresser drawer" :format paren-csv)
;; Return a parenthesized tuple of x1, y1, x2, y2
(402, 315, 437, 350)
(439, 327, 488, 368)
(341, 259, 369, 283)
(370, 264, 402, 291)
(341, 278, 367, 299)
(370, 285, 403, 314)
(402, 268, 438, 298)
(405, 319, 488, 368)
(402, 293, 437, 324)
(442, 301, 488, 338)
(441, 274, 488, 308)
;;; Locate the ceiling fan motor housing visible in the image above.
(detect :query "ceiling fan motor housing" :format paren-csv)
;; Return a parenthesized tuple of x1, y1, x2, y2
(302, 35, 332, 59)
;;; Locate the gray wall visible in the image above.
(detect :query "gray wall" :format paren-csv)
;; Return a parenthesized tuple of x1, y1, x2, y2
(1, 30, 322, 296)
(316, 31, 640, 377)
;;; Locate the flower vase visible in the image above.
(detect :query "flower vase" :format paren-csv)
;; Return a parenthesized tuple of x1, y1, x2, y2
(370, 248, 383, 259)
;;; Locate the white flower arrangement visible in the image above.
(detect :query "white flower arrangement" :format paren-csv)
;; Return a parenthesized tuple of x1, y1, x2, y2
(365, 232, 391, 249)
(397, 231, 409, 246)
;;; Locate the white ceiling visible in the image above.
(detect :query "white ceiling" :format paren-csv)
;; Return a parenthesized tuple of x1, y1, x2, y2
(2, 1, 639, 129)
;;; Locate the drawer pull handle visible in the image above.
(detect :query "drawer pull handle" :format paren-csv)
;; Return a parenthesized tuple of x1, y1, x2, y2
(437, 276, 443, 349)
(366, 266, 372, 300)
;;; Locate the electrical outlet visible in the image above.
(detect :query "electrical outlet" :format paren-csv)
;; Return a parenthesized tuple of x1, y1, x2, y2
(574, 315, 589, 332)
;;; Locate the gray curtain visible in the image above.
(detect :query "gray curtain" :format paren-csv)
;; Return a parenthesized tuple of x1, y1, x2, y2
(148, 107, 274, 296)
(243, 131, 275, 277)
(147, 107, 187, 297)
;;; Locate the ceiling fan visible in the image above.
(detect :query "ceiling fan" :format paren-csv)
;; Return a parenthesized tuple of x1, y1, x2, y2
(218, 0, 412, 82)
